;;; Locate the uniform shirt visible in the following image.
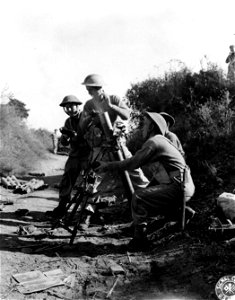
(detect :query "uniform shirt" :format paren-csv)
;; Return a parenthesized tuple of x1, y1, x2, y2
(165, 131, 185, 157)
(82, 94, 129, 126)
(61, 115, 90, 158)
(80, 95, 130, 147)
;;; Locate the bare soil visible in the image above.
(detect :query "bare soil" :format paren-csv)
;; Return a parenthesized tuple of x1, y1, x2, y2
(0, 153, 234, 300)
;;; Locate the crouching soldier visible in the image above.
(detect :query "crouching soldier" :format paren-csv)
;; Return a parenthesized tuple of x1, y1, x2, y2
(46, 95, 90, 218)
(97, 112, 195, 251)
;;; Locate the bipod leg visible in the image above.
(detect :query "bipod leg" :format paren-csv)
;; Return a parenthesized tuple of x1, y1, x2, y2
(64, 190, 84, 228)
(51, 189, 83, 231)
(69, 193, 90, 245)
(51, 200, 73, 230)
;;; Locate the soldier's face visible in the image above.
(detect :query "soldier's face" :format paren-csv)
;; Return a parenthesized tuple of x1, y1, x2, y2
(63, 103, 81, 117)
(86, 86, 103, 98)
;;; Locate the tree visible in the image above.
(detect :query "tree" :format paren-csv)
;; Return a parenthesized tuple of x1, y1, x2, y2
(7, 98, 29, 119)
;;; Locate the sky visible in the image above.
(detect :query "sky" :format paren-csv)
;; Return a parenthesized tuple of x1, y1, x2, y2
(0, 0, 234, 131)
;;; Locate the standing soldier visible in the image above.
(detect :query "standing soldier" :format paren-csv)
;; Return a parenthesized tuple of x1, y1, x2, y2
(226, 45, 235, 83)
(46, 95, 90, 219)
(80, 74, 149, 190)
(51, 129, 59, 154)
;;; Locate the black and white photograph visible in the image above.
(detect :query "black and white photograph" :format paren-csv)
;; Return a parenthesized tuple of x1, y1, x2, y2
(0, 0, 235, 299)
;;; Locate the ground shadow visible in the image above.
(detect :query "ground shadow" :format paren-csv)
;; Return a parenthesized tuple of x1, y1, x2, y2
(0, 231, 129, 258)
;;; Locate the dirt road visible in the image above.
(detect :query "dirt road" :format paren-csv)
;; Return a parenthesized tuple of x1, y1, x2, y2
(0, 153, 234, 300)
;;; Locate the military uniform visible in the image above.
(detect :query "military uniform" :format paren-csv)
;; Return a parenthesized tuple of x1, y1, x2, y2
(80, 94, 149, 190)
(58, 115, 90, 210)
(105, 114, 195, 228)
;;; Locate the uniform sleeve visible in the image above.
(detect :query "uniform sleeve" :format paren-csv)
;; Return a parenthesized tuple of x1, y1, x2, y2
(109, 95, 130, 120)
(60, 119, 70, 146)
(111, 95, 130, 110)
(108, 140, 155, 171)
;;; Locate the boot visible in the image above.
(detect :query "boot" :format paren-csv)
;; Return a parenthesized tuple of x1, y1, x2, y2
(127, 223, 150, 252)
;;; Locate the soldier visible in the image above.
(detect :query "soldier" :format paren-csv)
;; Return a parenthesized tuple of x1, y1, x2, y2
(46, 95, 90, 218)
(97, 112, 195, 251)
(80, 74, 149, 190)
(226, 45, 235, 82)
(51, 129, 59, 154)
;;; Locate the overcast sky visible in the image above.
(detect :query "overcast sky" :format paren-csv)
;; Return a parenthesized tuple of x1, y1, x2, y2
(0, 0, 234, 131)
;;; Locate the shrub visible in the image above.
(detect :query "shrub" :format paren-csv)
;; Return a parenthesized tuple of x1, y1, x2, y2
(0, 105, 48, 175)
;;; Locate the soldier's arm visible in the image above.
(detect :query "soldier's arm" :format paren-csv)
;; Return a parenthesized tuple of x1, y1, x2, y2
(98, 142, 153, 172)
(107, 95, 130, 120)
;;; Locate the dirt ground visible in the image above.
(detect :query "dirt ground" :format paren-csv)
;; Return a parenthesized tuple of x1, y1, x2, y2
(0, 153, 234, 300)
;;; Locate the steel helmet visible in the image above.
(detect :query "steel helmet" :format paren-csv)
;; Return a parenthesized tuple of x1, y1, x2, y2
(159, 112, 175, 127)
(59, 95, 82, 107)
(145, 112, 167, 135)
(81, 74, 105, 87)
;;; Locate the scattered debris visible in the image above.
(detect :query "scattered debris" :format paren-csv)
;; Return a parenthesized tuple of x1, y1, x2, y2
(14, 179, 48, 194)
(12, 269, 65, 294)
(63, 274, 76, 288)
(108, 261, 125, 276)
(0, 175, 48, 194)
(17, 224, 46, 236)
(106, 275, 120, 299)
(1, 175, 21, 189)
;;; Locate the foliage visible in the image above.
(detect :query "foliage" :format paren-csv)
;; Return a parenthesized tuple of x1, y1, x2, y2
(126, 63, 235, 191)
(0, 105, 49, 175)
(126, 63, 234, 114)
(7, 98, 30, 119)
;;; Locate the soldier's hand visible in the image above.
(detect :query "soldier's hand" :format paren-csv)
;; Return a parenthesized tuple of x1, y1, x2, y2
(100, 93, 112, 107)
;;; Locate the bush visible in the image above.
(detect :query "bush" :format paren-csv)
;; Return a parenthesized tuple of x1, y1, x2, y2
(0, 105, 49, 175)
